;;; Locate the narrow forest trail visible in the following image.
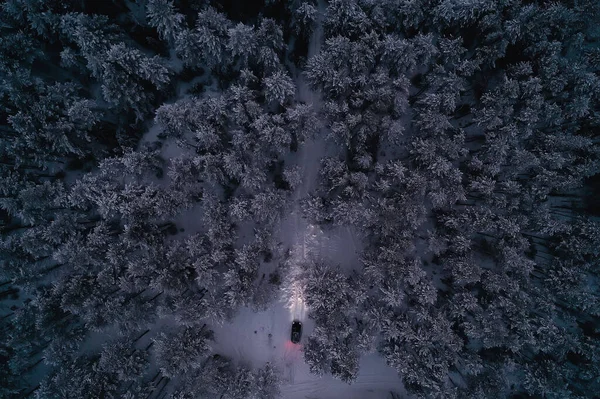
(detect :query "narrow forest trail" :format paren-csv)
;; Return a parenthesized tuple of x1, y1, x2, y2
(210, 3, 328, 381)
(213, 3, 405, 397)
(277, 2, 406, 397)
(282, 0, 327, 323)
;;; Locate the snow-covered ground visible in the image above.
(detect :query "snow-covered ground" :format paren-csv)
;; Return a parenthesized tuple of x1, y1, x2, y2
(211, 302, 405, 398)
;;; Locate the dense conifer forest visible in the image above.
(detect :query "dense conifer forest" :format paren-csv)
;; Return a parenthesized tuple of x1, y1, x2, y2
(1, 0, 600, 398)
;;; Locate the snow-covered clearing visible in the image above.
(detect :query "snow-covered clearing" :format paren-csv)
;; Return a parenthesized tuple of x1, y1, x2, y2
(211, 304, 404, 398)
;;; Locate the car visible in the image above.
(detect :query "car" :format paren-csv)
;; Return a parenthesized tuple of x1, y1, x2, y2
(291, 320, 302, 343)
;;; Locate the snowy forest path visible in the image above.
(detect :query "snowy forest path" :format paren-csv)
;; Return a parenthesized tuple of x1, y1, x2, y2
(206, 2, 405, 397)
(277, 2, 407, 397)
(283, 0, 326, 318)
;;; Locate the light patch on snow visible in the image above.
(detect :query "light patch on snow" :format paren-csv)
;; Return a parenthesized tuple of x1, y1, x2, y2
(171, 202, 205, 236)
(210, 300, 314, 368)
(284, 259, 308, 323)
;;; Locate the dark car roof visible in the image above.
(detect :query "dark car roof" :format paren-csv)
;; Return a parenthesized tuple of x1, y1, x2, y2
(291, 320, 302, 343)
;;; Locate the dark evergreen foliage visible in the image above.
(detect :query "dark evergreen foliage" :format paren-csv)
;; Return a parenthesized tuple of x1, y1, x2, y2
(1, 0, 599, 397)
